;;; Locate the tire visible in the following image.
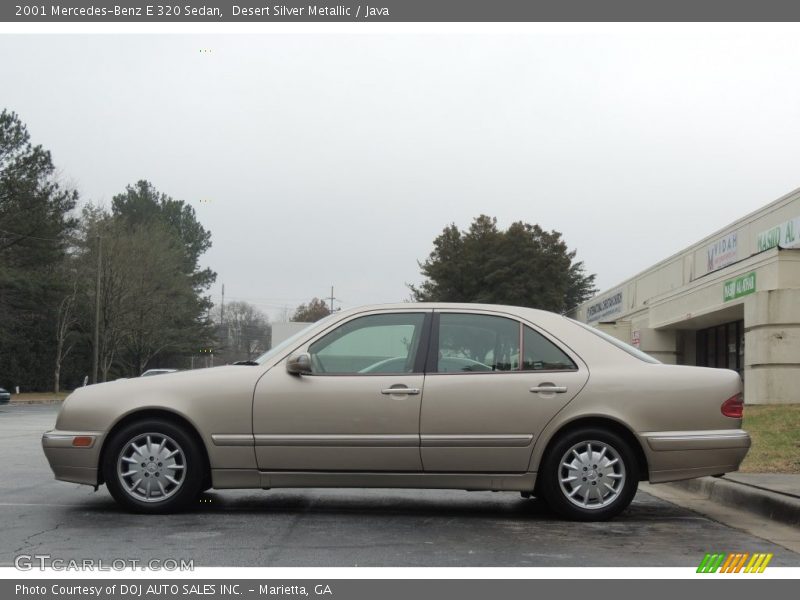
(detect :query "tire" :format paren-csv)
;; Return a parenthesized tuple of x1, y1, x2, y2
(102, 419, 206, 514)
(538, 427, 638, 521)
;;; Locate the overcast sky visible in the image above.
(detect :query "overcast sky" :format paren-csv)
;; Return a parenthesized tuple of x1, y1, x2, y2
(2, 30, 800, 319)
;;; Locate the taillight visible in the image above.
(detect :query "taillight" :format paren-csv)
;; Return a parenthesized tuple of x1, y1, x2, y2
(721, 393, 744, 418)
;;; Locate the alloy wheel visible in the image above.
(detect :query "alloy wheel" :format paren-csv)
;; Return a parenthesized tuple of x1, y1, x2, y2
(557, 440, 626, 510)
(116, 433, 187, 503)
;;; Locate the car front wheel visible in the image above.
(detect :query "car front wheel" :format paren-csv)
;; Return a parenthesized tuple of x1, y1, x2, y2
(102, 419, 205, 513)
(539, 427, 638, 521)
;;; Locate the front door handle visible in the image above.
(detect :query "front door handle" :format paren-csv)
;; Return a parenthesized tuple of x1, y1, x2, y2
(381, 387, 421, 395)
(530, 385, 568, 394)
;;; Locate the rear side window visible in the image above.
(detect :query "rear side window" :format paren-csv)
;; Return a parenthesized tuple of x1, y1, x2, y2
(437, 313, 520, 372)
(522, 326, 577, 371)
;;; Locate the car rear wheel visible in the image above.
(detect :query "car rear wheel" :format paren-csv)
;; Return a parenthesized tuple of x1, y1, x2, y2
(102, 419, 205, 513)
(539, 427, 638, 521)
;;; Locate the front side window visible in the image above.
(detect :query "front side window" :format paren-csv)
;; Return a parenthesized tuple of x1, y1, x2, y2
(522, 326, 577, 371)
(308, 313, 426, 374)
(436, 313, 520, 372)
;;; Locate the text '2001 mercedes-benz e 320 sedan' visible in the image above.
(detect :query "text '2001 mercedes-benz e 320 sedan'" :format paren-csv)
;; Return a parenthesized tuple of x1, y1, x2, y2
(43, 303, 750, 520)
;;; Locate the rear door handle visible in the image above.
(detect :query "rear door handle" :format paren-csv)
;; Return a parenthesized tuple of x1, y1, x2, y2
(381, 387, 421, 395)
(530, 385, 568, 394)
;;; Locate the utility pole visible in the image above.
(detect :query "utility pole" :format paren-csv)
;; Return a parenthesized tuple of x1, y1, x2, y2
(329, 285, 336, 313)
(220, 283, 225, 326)
(92, 235, 101, 384)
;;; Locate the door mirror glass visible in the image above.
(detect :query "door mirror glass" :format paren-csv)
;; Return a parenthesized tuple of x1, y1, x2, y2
(286, 352, 312, 375)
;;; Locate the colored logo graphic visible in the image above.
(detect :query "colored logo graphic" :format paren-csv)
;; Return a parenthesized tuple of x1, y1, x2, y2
(697, 552, 773, 573)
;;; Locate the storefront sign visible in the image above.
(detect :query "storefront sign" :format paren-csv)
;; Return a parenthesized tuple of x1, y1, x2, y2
(723, 271, 756, 302)
(586, 289, 624, 322)
(756, 216, 800, 252)
(631, 330, 640, 348)
(706, 232, 738, 272)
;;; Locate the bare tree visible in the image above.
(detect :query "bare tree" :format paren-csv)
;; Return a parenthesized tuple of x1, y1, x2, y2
(54, 278, 79, 393)
(118, 224, 192, 375)
(291, 297, 331, 322)
(73, 201, 216, 381)
(213, 300, 271, 363)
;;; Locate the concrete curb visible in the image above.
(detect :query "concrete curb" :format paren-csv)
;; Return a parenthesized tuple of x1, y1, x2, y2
(7, 398, 65, 405)
(665, 476, 800, 527)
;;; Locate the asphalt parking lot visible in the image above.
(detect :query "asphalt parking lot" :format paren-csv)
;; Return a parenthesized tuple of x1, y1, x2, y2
(1, 403, 798, 567)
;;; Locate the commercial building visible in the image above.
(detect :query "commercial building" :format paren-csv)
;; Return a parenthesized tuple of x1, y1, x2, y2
(572, 186, 800, 404)
(271, 321, 312, 346)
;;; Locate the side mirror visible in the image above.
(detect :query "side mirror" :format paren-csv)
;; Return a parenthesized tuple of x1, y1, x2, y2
(286, 352, 312, 375)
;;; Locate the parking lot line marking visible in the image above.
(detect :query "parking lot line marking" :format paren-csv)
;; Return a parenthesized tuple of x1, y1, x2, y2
(0, 501, 92, 507)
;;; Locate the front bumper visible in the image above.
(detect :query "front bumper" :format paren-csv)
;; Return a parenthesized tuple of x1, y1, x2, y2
(42, 430, 105, 486)
(640, 429, 751, 483)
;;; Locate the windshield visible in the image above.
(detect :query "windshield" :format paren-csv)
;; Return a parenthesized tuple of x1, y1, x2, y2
(254, 314, 338, 365)
(568, 318, 661, 364)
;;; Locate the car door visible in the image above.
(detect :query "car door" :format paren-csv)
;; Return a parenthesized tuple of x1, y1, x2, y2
(420, 310, 588, 473)
(252, 310, 431, 472)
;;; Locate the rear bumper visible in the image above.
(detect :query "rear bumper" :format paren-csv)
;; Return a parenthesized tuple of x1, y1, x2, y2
(42, 430, 104, 486)
(640, 429, 751, 484)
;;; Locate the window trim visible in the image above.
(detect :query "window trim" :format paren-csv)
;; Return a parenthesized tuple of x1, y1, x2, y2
(427, 311, 580, 375)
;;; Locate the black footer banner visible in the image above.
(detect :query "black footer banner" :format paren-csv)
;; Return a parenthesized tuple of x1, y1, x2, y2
(4, 579, 797, 600)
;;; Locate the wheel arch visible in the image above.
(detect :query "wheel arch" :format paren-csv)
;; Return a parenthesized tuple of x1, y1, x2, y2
(97, 408, 211, 487)
(534, 415, 650, 486)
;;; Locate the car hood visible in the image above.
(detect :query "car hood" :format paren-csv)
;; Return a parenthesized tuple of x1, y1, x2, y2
(66, 365, 266, 404)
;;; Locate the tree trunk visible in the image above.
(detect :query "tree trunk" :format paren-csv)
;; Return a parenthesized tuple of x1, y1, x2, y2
(54, 330, 64, 394)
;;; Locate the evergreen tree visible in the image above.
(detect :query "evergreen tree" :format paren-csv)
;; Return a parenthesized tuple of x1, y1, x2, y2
(410, 215, 596, 313)
(0, 110, 78, 391)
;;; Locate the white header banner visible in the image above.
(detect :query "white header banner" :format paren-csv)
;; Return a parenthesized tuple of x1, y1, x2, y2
(586, 289, 624, 323)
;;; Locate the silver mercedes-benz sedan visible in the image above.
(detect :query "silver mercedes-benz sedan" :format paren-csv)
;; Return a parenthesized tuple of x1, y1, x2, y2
(42, 303, 750, 520)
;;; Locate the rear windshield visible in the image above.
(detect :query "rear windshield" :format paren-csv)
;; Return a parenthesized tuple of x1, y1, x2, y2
(568, 319, 661, 364)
